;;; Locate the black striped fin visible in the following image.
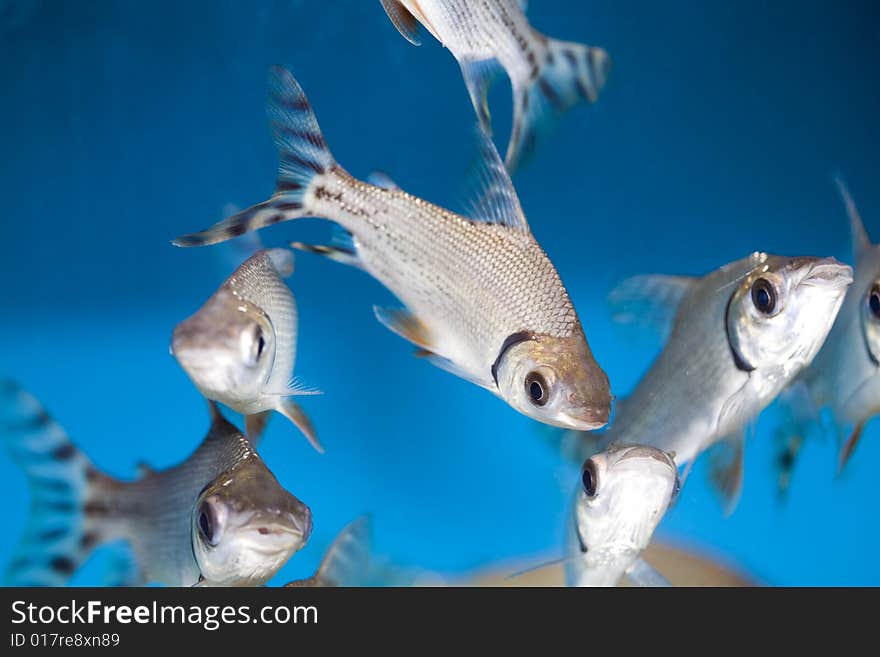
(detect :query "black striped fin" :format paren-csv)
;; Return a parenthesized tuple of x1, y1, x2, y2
(1, 381, 103, 586)
(173, 66, 334, 248)
(461, 126, 529, 233)
(507, 39, 611, 170)
(379, 0, 423, 46)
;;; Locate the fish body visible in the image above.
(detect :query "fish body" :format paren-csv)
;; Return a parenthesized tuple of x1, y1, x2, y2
(565, 444, 678, 587)
(1, 382, 311, 587)
(778, 179, 880, 476)
(174, 67, 611, 431)
(380, 0, 610, 169)
(171, 248, 320, 451)
(557, 252, 852, 509)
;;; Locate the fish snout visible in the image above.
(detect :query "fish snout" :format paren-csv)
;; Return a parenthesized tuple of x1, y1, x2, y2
(801, 257, 854, 289)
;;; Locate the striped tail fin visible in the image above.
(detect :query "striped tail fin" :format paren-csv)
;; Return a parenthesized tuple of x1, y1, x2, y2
(507, 39, 610, 170)
(174, 66, 336, 248)
(1, 381, 108, 585)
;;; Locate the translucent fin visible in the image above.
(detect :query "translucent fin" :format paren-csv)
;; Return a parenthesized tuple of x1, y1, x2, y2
(0, 380, 104, 586)
(244, 411, 272, 446)
(379, 0, 423, 46)
(461, 126, 530, 233)
(834, 175, 871, 260)
(264, 247, 295, 278)
(708, 433, 745, 516)
(367, 171, 401, 191)
(173, 66, 335, 247)
(290, 240, 363, 270)
(608, 275, 696, 342)
(506, 40, 611, 170)
(374, 306, 433, 350)
(460, 58, 502, 133)
(285, 516, 371, 587)
(275, 398, 323, 454)
(625, 557, 671, 587)
(424, 352, 494, 390)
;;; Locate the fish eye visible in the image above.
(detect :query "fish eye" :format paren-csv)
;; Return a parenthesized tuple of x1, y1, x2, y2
(581, 460, 598, 497)
(256, 333, 266, 360)
(197, 503, 219, 547)
(243, 324, 266, 366)
(750, 277, 777, 315)
(525, 371, 549, 406)
(868, 284, 880, 320)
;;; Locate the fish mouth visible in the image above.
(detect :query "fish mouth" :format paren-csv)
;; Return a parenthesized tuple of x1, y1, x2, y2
(245, 510, 312, 547)
(799, 258, 854, 289)
(615, 445, 677, 469)
(560, 404, 610, 431)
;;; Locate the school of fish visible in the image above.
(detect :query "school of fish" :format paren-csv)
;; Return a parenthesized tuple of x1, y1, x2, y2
(2, 1, 872, 588)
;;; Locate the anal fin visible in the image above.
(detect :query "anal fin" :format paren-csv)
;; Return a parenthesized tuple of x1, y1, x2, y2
(839, 419, 868, 473)
(245, 411, 272, 447)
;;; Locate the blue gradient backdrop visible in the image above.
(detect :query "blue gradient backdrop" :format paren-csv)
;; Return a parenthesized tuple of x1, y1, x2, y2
(1, 0, 879, 585)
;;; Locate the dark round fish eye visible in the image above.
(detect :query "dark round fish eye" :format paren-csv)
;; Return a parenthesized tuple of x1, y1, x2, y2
(256, 334, 266, 360)
(869, 285, 880, 319)
(750, 278, 777, 315)
(582, 461, 598, 497)
(198, 505, 217, 546)
(525, 371, 549, 406)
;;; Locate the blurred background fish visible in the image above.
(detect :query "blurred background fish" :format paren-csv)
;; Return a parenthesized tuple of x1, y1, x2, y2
(378, 0, 610, 170)
(776, 179, 880, 487)
(0, 382, 311, 587)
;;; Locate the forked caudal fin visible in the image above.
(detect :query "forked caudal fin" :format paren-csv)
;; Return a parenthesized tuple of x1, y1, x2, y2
(0, 380, 110, 585)
(173, 66, 336, 247)
(507, 39, 611, 170)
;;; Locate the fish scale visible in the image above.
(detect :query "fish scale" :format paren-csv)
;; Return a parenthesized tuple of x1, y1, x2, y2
(309, 168, 579, 378)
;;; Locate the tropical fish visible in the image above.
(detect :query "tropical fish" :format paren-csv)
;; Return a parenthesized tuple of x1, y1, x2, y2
(173, 66, 612, 431)
(171, 247, 321, 451)
(379, 0, 610, 170)
(0, 381, 312, 587)
(776, 178, 880, 484)
(566, 444, 679, 587)
(556, 252, 853, 511)
(285, 516, 371, 587)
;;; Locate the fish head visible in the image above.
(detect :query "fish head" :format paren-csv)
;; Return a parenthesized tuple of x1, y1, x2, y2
(171, 289, 276, 406)
(726, 255, 853, 378)
(494, 331, 611, 430)
(574, 444, 679, 557)
(191, 456, 312, 586)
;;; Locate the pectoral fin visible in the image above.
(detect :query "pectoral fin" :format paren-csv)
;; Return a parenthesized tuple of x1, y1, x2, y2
(275, 399, 323, 454)
(374, 306, 433, 351)
(380, 0, 423, 45)
(708, 433, 745, 516)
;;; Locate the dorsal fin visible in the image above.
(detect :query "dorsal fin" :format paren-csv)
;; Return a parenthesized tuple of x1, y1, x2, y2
(608, 275, 696, 342)
(834, 175, 871, 259)
(461, 127, 530, 233)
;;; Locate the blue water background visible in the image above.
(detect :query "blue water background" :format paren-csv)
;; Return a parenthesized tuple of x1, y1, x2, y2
(1, 0, 879, 585)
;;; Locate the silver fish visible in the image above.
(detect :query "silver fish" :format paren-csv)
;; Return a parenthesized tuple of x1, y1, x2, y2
(379, 0, 610, 170)
(173, 66, 611, 431)
(566, 444, 679, 587)
(776, 178, 880, 482)
(171, 247, 320, 451)
(285, 516, 371, 587)
(559, 252, 852, 511)
(0, 382, 312, 587)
